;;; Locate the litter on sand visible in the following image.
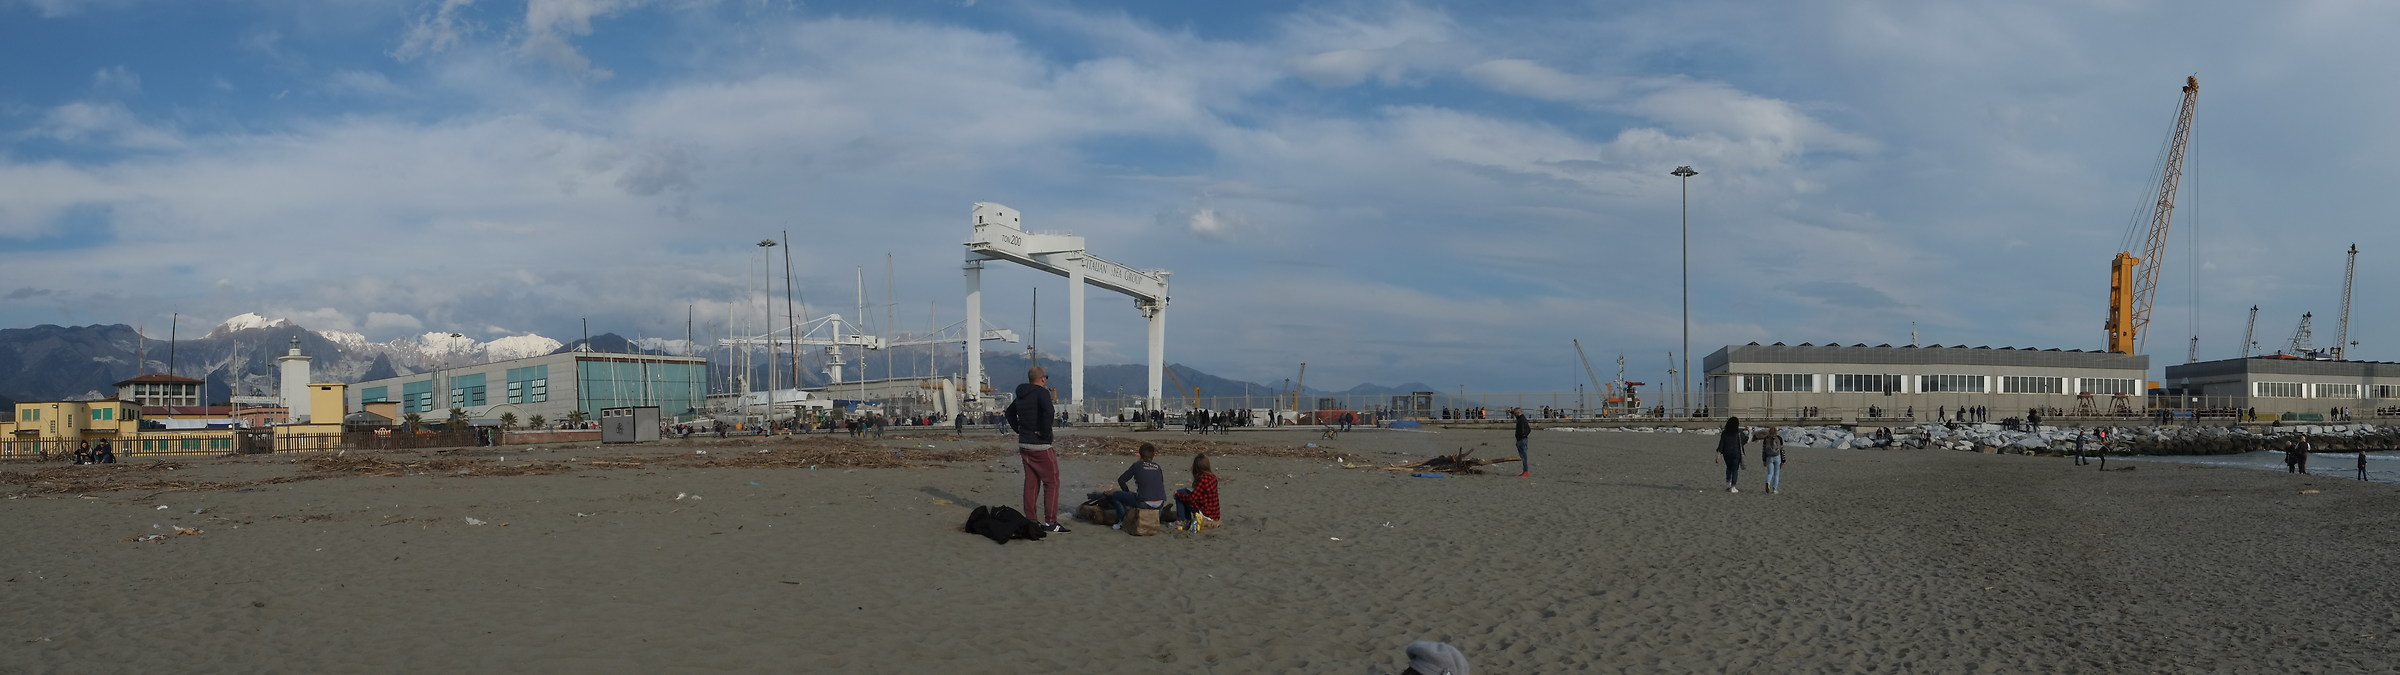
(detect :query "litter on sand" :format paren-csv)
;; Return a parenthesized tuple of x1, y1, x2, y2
(464, 517, 486, 526)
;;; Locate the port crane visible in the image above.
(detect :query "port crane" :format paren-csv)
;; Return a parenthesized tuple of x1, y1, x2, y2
(2241, 305, 2259, 358)
(2336, 244, 2357, 360)
(2105, 76, 2200, 355)
(2286, 313, 2315, 358)
(720, 314, 883, 384)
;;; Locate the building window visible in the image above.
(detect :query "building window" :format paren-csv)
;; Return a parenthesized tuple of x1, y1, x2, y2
(2313, 383, 2360, 399)
(2001, 376, 2064, 394)
(2081, 378, 2140, 396)
(2374, 385, 2400, 399)
(2255, 382, 2303, 398)
(1921, 374, 1985, 393)
(361, 386, 389, 403)
(402, 381, 434, 413)
(1832, 374, 1898, 393)
(21, 409, 37, 422)
(90, 408, 113, 421)
(1740, 374, 1814, 392)
(507, 366, 549, 404)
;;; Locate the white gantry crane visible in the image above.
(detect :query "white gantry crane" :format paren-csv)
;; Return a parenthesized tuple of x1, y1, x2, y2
(963, 202, 1171, 414)
(720, 313, 883, 384)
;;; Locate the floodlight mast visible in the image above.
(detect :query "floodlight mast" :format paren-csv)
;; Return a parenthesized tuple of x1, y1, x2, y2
(963, 202, 1171, 415)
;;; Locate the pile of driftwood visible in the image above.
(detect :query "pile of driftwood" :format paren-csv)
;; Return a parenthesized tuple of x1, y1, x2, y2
(301, 454, 575, 478)
(1382, 448, 1521, 475)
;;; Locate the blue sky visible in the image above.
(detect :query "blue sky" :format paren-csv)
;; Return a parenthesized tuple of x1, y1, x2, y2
(4, 0, 2398, 393)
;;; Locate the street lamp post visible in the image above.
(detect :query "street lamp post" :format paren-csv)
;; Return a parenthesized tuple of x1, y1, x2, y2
(1671, 165, 1697, 417)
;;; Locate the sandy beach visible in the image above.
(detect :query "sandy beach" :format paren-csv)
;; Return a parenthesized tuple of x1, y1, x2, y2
(5, 425, 2397, 673)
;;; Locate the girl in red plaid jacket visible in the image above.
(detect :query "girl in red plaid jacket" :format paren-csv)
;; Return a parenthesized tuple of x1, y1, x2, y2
(1176, 454, 1221, 524)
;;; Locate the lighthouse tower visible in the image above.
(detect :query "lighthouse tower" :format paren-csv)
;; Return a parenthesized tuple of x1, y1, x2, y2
(277, 336, 313, 423)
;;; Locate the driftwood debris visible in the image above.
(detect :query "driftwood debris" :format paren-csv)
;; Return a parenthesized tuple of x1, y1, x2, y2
(1384, 447, 1521, 475)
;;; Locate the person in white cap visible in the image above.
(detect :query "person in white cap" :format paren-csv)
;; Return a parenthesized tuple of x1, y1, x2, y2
(1387, 640, 1468, 675)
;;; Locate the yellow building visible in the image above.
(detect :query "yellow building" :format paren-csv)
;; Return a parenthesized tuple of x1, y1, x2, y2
(1, 383, 353, 460)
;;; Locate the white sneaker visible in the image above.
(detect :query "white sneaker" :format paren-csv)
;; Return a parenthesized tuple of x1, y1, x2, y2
(1729, 486, 1740, 493)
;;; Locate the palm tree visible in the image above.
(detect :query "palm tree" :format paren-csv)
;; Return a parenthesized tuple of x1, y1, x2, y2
(402, 412, 423, 432)
(499, 412, 519, 430)
(565, 409, 587, 427)
(528, 414, 546, 430)
(447, 407, 469, 429)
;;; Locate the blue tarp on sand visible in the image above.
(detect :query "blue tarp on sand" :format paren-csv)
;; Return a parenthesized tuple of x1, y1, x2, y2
(1388, 419, 1422, 429)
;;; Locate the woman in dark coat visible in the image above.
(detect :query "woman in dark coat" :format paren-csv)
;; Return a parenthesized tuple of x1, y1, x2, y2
(1715, 416, 1747, 492)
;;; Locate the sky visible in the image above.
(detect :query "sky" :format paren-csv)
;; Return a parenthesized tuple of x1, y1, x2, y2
(4, 0, 2398, 394)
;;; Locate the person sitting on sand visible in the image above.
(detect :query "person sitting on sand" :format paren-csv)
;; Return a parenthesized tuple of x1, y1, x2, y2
(1715, 416, 1747, 493)
(72, 441, 92, 465)
(93, 439, 115, 464)
(1173, 453, 1220, 526)
(1109, 442, 1169, 529)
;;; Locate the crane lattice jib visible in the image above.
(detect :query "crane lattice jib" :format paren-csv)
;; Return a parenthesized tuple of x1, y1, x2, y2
(2127, 76, 2199, 354)
(2337, 244, 2356, 360)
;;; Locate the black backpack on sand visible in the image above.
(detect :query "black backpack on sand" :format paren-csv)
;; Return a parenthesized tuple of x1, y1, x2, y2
(964, 505, 1046, 545)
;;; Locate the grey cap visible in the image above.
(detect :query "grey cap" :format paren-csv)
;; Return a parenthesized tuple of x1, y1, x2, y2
(1405, 641, 1469, 675)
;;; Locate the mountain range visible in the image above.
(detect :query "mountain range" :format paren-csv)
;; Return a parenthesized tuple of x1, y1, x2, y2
(0, 315, 1438, 409)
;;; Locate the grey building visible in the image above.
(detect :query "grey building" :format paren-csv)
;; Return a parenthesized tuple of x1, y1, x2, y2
(1703, 343, 2151, 420)
(347, 351, 707, 426)
(2162, 356, 2400, 418)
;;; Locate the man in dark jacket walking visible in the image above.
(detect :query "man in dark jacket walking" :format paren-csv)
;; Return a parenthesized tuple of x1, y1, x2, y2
(1007, 367, 1067, 533)
(1510, 407, 1533, 477)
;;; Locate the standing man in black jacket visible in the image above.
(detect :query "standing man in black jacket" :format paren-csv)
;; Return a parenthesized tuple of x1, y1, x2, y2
(1008, 367, 1067, 533)
(1510, 406, 1533, 478)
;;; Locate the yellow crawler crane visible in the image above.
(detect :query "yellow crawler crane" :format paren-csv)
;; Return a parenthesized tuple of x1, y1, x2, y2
(2105, 76, 2200, 355)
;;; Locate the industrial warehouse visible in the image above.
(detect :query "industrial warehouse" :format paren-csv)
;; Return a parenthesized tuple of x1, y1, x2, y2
(1702, 343, 2151, 421)
(345, 350, 706, 426)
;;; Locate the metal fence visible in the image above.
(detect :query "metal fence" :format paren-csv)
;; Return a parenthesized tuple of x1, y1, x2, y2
(1068, 391, 2400, 425)
(0, 430, 483, 463)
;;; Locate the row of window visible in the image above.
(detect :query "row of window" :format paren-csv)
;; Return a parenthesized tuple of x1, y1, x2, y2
(138, 438, 232, 451)
(1737, 374, 2136, 395)
(366, 370, 554, 413)
(507, 365, 551, 404)
(2253, 382, 2400, 399)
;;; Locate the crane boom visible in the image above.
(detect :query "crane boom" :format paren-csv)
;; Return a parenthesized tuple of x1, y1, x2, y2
(1572, 339, 1609, 405)
(1290, 362, 1306, 414)
(2106, 75, 2200, 355)
(2241, 305, 2258, 358)
(2337, 244, 2357, 360)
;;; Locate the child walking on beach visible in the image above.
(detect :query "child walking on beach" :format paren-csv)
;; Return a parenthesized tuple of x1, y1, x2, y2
(1759, 427, 1785, 494)
(1715, 416, 1747, 492)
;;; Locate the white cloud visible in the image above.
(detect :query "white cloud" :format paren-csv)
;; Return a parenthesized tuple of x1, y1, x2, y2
(90, 65, 140, 97)
(328, 69, 407, 97)
(365, 311, 425, 334)
(519, 0, 646, 80)
(1278, 5, 1464, 87)
(394, 0, 478, 61)
(10, 0, 136, 18)
(30, 101, 183, 150)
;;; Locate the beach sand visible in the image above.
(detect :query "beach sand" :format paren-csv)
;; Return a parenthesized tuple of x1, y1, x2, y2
(4, 426, 2396, 673)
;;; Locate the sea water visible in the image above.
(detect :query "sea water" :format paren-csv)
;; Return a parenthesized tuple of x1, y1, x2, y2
(2119, 450, 2400, 484)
